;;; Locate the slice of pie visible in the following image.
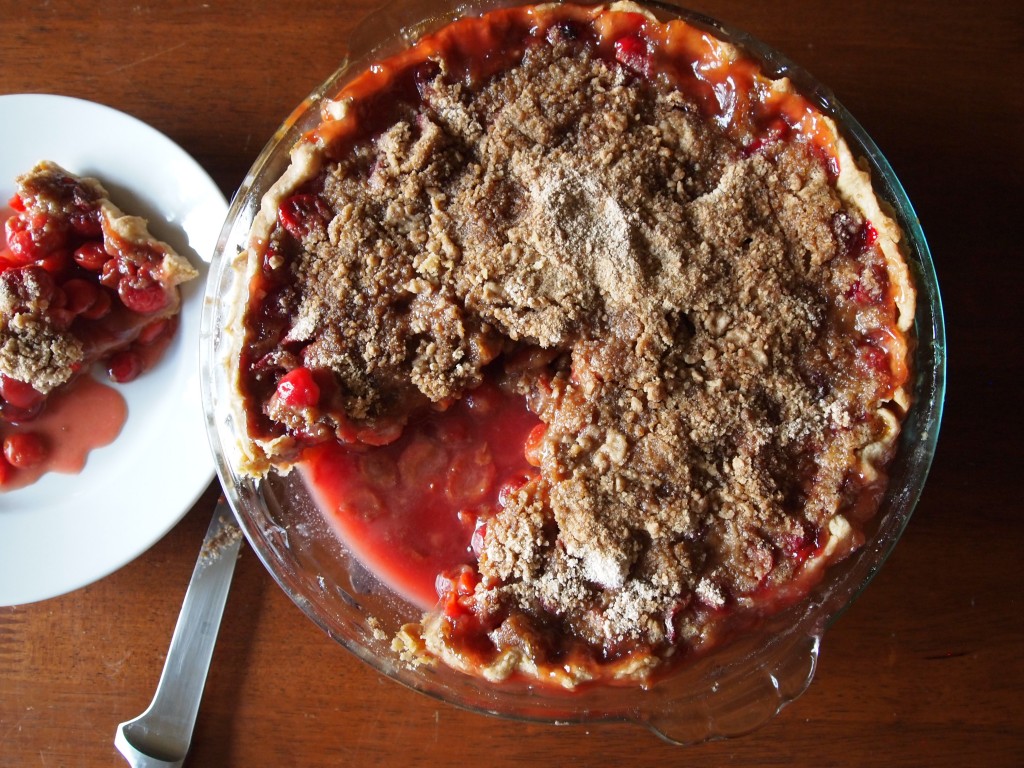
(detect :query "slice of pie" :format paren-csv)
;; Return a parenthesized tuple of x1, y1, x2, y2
(0, 160, 197, 422)
(229, 2, 916, 686)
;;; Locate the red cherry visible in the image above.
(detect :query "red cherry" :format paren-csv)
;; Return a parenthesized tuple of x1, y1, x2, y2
(5, 212, 66, 262)
(0, 455, 11, 485)
(62, 278, 101, 316)
(7, 194, 26, 213)
(524, 424, 546, 467)
(446, 450, 496, 504)
(613, 34, 649, 73)
(80, 288, 112, 320)
(857, 344, 889, 375)
(412, 59, 442, 99)
(278, 194, 331, 241)
(3, 432, 47, 468)
(37, 249, 72, 275)
(3, 219, 38, 266)
(275, 366, 320, 408)
(455, 567, 477, 596)
(470, 520, 487, 557)
(99, 257, 122, 288)
(847, 263, 889, 306)
(73, 241, 109, 271)
(497, 473, 533, 507)
(0, 374, 44, 411)
(833, 214, 879, 256)
(68, 208, 102, 238)
(118, 273, 169, 314)
(1, 265, 58, 307)
(0, 248, 19, 273)
(746, 117, 792, 155)
(465, 385, 501, 414)
(107, 350, 143, 383)
(354, 420, 403, 447)
(863, 222, 879, 248)
(0, 401, 43, 423)
(849, 281, 870, 305)
(435, 566, 478, 618)
(781, 526, 819, 564)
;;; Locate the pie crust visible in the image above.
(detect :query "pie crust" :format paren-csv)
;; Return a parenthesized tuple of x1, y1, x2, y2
(230, 2, 916, 686)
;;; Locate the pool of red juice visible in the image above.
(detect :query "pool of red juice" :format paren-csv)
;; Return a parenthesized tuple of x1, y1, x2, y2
(0, 375, 127, 491)
(299, 382, 541, 609)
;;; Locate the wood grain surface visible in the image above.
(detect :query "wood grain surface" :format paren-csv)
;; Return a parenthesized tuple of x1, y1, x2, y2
(2, 1, 1022, 765)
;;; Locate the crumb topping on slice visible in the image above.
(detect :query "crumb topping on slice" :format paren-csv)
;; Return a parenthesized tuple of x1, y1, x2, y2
(1, 161, 197, 399)
(0, 267, 84, 393)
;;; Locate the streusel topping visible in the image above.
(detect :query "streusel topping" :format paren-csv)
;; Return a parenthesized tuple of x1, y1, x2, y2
(235, 3, 914, 685)
(0, 268, 85, 393)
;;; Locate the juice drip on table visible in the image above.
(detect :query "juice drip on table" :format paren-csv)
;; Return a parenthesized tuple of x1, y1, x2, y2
(300, 382, 540, 609)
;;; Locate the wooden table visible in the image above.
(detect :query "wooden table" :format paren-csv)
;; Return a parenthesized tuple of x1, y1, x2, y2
(2, 1, 1021, 765)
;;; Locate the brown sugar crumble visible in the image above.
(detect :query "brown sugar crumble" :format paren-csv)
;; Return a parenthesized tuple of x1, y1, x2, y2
(0, 267, 85, 394)
(234, 3, 915, 686)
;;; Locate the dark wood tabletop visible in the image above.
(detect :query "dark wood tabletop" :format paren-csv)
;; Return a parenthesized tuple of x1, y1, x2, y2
(2, 1, 1022, 765)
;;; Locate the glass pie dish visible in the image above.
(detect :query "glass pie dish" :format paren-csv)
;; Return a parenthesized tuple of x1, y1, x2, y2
(201, 0, 945, 744)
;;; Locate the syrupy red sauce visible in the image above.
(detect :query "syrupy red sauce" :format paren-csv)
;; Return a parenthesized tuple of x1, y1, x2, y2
(0, 374, 127, 491)
(299, 380, 540, 608)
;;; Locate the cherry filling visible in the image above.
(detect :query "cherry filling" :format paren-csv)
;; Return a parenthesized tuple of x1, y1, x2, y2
(237, 4, 913, 683)
(0, 191, 172, 399)
(299, 380, 541, 609)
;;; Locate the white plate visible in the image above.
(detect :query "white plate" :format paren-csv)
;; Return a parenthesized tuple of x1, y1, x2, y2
(0, 94, 227, 606)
